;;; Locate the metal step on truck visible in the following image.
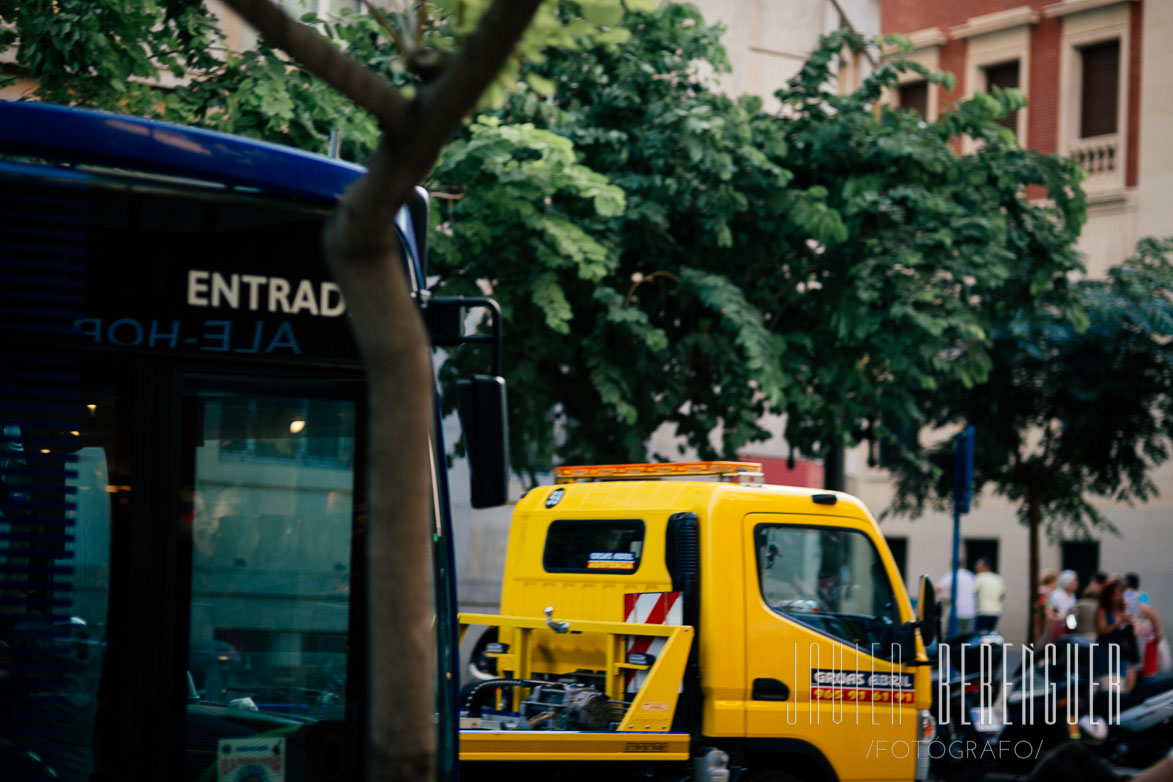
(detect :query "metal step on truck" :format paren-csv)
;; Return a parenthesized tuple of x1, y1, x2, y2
(457, 461, 942, 782)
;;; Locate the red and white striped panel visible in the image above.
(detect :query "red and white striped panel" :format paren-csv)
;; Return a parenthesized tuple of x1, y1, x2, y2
(624, 591, 682, 694)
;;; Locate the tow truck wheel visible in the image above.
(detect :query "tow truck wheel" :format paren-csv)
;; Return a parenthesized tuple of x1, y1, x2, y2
(467, 627, 499, 681)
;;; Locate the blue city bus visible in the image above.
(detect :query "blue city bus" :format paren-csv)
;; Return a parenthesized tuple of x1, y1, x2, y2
(0, 101, 505, 781)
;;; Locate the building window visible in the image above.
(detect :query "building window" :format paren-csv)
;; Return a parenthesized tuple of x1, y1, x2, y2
(1060, 541, 1100, 598)
(898, 80, 929, 120)
(964, 537, 999, 573)
(1054, 2, 1130, 194)
(983, 60, 1020, 136)
(1079, 39, 1120, 138)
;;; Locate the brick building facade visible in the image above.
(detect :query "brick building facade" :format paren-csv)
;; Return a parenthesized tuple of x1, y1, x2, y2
(868, 0, 1173, 642)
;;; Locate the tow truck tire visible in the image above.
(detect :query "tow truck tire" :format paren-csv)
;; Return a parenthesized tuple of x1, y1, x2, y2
(467, 627, 499, 681)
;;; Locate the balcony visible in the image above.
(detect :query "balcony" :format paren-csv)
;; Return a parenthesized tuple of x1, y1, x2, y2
(1070, 133, 1123, 196)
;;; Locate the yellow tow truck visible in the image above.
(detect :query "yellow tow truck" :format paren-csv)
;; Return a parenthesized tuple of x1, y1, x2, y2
(458, 462, 940, 782)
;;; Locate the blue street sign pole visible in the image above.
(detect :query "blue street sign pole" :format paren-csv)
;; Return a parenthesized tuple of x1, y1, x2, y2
(949, 508, 961, 638)
(950, 425, 975, 639)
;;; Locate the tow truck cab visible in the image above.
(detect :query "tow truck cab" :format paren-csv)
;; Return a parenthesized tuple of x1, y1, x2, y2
(460, 462, 937, 782)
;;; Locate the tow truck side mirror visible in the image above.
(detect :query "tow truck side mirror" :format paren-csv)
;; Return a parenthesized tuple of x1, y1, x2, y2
(916, 575, 940, 646)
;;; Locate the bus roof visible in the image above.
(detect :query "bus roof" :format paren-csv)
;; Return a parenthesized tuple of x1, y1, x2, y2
(0, 100, 365, 203)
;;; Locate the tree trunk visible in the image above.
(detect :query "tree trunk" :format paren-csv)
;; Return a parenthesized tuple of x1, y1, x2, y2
(216, 2, 545, 779)
(1027, 489, 1041, 645)
(823, 443, 845, 492)
(325, 159, 437, 779)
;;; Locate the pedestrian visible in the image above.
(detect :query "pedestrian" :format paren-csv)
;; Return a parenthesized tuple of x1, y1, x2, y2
(1096, 578, 1139, 693)
(1072, 586, 1100, 640)
(1084, 571, 1108, 600)
(938, 565, 977, 636)
(1125, 573, 1166, 677)
(1043, 570, 1079, 644)
(973, 557, 1005, 633)
(1035, 569, 1058, 643)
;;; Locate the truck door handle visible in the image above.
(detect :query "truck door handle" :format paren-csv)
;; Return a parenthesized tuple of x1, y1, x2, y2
(752, 678, 790, 701)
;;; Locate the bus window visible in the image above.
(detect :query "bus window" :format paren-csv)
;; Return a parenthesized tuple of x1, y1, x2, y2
(0, 364, 128, 782)
(185, 390, 357, 777)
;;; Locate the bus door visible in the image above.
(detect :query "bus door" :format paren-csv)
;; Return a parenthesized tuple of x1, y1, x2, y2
(178, 375, 366, 782)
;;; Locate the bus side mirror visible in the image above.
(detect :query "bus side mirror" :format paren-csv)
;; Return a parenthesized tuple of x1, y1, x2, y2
(424, 296, 509, 508)
(917, 575, 940, 646)
(457, 375, 509, 508)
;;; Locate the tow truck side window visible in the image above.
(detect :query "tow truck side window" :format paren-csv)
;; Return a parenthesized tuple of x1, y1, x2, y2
(755, 525, 901, 655)
(543, 519, 644, 573)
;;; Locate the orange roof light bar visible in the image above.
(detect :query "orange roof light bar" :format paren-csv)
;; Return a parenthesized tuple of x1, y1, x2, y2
(554, 461, 763, 484)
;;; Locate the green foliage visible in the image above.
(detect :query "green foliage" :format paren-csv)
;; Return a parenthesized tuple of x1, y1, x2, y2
(0, 0, 221, 112)
(435, 15, 1087, 480)
(763, 31, 1086, 466)
(429, 117, 627, 480)
(164, 35, 381, 160)
(435, 3, 787, 471)
(1, 0, 643, 159)
(0, 0, 380, 158)
(377, 0, 647, 110)
(9, 1, 1107, 500)
(888, 237, 1173, 537)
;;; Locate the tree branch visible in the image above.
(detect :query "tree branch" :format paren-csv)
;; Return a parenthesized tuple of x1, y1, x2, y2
(415, 0, 429, 46)
(224, 0, 546, 218)
(413, 0, 543, 153)
(360, 0, 411, 57)
(220, 0, 409, 133)
(214, 5, 549, 781)
(377, 0, 545, 210)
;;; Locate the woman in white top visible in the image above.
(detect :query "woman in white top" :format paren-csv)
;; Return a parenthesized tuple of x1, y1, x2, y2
(1042, 569, 1079, 644)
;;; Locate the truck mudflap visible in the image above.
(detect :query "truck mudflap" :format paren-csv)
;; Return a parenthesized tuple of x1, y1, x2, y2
(457, 613, 694, 761)
(459, 730, 691, 761)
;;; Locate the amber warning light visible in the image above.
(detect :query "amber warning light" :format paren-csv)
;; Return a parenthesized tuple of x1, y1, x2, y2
(554, 461, 763, 484)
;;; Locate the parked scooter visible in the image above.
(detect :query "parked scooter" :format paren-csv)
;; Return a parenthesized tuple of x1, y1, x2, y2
(995, 634, 1097, 774)
(932, 631, 1109, 779)
(935, 614, 1173, 778)
(1080, 666, 1173, 768)
(930, 631, 1010, 782)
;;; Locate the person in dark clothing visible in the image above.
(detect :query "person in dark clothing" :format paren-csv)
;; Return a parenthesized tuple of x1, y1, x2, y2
(1096, 578, 1139, 692)
(1084, 571, 1108, 600)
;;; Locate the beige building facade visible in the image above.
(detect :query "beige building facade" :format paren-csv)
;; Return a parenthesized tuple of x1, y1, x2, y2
(688, 0, 880, 106)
